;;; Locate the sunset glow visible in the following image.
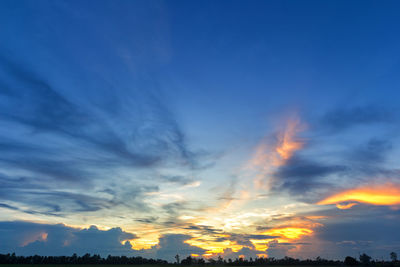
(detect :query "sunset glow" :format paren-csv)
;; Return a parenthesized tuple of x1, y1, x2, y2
(264, 227, 313, 240)
(185, 237, 243, 254)
(318, 184, 400, 208)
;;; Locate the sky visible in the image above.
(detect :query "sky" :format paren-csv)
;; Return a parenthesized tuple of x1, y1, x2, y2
(1, 0, 400, 262)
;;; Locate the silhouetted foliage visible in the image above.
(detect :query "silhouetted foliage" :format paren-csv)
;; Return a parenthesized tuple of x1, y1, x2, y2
(0, 252, 399, 266)
(345, 256, 358, 266)
(360, 253, 372, 266)
(391, 252, 398, 262)
(181, 256, 193, 265)
(0, 253, 167, 265)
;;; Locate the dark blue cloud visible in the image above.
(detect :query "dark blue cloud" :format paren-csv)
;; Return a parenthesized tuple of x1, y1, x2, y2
(0, 54, 165, 169)
(153, 234, 206, 260)
(274, 158, 347, 180)
(271, 156, 347, 197)
(0, 172, 158, 215)
(0, 222, 136, 256)
(160, 175, 197, 186)
(320, 105, 394, 132)
(348, 138, 392, 165)
(314, 207, 400, 259)
(272, 135, 398, 201)
(266, 240, 311, 259)
(225, 234, 280, 249)
(316, 206, 400, 243)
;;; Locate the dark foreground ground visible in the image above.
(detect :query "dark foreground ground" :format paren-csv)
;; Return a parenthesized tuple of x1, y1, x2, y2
(0, 265, 346, 267)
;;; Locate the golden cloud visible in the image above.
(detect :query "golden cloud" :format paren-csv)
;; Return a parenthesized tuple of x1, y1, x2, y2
(317, 183, 400, 209)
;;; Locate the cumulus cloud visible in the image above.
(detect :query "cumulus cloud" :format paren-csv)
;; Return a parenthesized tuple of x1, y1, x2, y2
(0, 221, 208, 261)
(0, 222, 136, 256)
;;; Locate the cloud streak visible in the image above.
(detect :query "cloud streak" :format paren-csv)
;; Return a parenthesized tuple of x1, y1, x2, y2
(317, 183, 400, 209)
(0, 50, 212, 219)
(247, 116, 306, 190)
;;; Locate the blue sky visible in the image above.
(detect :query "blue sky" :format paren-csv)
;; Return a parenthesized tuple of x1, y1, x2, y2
(1, 0, 400, 261)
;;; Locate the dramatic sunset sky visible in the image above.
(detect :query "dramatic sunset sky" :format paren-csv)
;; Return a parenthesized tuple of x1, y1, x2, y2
(1, 0, 400, 262)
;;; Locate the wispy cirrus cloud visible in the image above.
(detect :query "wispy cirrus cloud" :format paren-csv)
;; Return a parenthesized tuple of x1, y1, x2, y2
(0, 53, 203, 170)
(0, 50, 215, 220)
(246, 116, 306, 190)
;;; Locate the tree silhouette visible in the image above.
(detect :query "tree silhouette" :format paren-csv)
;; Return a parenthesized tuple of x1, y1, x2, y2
(344, 256, 358, 266)
(390, 252, 398, 262)
(359, 253, 371, 266)
(0, 252, 396, 266)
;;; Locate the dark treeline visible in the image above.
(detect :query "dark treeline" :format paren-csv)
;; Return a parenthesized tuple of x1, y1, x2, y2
(0, 253, 168, 265)
(0, 252, 399, 266)
(180, 255, 342, 266)
(179, 253, 399, 266)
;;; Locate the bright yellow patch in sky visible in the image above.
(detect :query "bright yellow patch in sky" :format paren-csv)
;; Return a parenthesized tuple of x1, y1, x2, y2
(264, 227, 313, 240)
(336, 203, 358, 209)
(250, 238, 273, 251)
(317, 183, 400, 209)
(130, 230, 160, 250)
(185, 236, 243, 254)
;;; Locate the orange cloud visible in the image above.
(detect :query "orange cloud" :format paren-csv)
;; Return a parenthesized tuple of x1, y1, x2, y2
(250, 117, 305, 169)
(317, 183, 400, 209)
(248, 116, 305, 189)
(21, 232, 48, 246)
(250, 221, 317, 251)
(274, 117, 305, 165)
